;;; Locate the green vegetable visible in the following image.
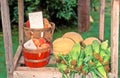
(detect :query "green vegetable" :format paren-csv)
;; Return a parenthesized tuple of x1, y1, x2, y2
(100, 49, 107, 58)
(103, 47, 111, 64)
(57, 63, 69, 78)
(69, 43, 81, 66)
(57, 63, 68, 73)
(92, 40, 100, 54)
(62, 73, 68, 78)
(92, 68, 103, 78)
(101, 40, 108, 50)
(84, 45, 93, 57)
(70, 71, 76, 78)
(90, 71, 99, 78)
(83, 56, 93, 63)
(96, 61, 108, 78)
(77, 49, 85, 67)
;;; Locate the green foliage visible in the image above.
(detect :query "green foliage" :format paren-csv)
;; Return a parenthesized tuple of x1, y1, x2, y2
(8, 0, 77, 26)
(54, 0, 77, 20)
(24, 0, 40, 17)
(90, 0, 100, 11)
(39, 0, 77, 25)
(9, 0, 40, 23)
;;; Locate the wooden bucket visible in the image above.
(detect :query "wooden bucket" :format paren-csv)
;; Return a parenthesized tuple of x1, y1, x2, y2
(22, 46, 51, 68)
(23, 22, 55, 42)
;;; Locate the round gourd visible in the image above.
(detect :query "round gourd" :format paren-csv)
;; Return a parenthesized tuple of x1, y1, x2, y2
(82, 37, 101, 46)
(62, 32, 83, 43)
(53, 37, 75, 55)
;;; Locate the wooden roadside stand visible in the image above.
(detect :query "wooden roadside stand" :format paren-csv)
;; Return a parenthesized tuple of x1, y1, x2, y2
(0, 0, 119, 78)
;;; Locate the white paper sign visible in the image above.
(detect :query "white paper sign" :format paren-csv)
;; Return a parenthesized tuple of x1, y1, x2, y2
(24, 39, 37, 50)
(29, 11, 44, 29)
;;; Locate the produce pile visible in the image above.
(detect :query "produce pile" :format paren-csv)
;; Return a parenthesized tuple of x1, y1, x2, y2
(23, 37, 50, 50)
(52, 32, 111, 78)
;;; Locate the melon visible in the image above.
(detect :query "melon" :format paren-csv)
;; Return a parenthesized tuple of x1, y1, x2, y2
(53, 37, 75, 55)
(62, 32, 83, 43)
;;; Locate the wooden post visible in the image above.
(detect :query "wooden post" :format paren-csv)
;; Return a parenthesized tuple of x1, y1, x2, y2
(99, 0, 105, 41)
(0, 0, 13, 78)
(13, 0, 24, 70)
(18, 0, 24, 45)
(78, 0, 90, 32)
(111, 0, 119, 78)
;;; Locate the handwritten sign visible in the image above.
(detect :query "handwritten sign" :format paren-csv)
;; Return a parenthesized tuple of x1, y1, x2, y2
(29, 11, 44, 29)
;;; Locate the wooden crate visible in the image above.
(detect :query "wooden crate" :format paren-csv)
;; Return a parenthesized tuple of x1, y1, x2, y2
(1, 0, 119, 78)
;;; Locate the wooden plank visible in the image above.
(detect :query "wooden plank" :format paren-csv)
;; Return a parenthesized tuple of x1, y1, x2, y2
(99, 0, 105, 41)
(14, 67, 62, 78)
(14, 67, 92, 78)
(14, 67, 115, 78)
(111, 0, 119, 78)
(18, 0, 24, 44)
(1, 0, 13, 78)
(13, 45, 22, 69)
(78, 0, 90, 32)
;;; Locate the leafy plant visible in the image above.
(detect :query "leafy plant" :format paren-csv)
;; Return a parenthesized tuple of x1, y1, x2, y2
(39, 0, 77, 26)
(8, 0, 77, 26)
(90, 0, 100, 11)
(8, 0, 40, 23)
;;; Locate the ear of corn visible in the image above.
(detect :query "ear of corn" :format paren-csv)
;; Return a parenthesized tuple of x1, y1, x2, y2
(103, 49, 111, 64)
(99, 40, 111, 65)
(77, 49, 85, 67)
(100, 49, 107, 59)
(69, 71, 76, 78)
(62, 73, 68, 78)
(92, 40, 100, 54)
(92, 68, 103, 78)
(57, 63, 67, 73)
(69, 43, 81, 66)
(96, 61, 108, 78)
(84, 45, 93, 56)
(90, 71, 99, 78)
(69, 43, 81, 60)
(101, 40, 108, 50)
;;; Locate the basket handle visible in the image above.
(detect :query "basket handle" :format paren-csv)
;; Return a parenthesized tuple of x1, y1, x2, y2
(30, 31, 34, 39)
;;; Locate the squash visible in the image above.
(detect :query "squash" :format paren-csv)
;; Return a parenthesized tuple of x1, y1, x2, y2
(53, 37, 75, 55)
(62, 32, 83, 43)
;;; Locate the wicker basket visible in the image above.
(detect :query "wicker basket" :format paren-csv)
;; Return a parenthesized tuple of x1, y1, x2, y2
(23, 22, 55, 42)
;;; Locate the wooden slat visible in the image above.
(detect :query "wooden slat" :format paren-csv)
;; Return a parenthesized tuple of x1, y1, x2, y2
(111, 0, 119, 78)
(14, 67, 62, 78)
(13, 45, 22, 69)
(14, 67, 93, 78)
(1, 0, 13, 78)
(14, 66, 115, 78)
(18, 0, 24, 45)
(99, 0, 105, 41)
